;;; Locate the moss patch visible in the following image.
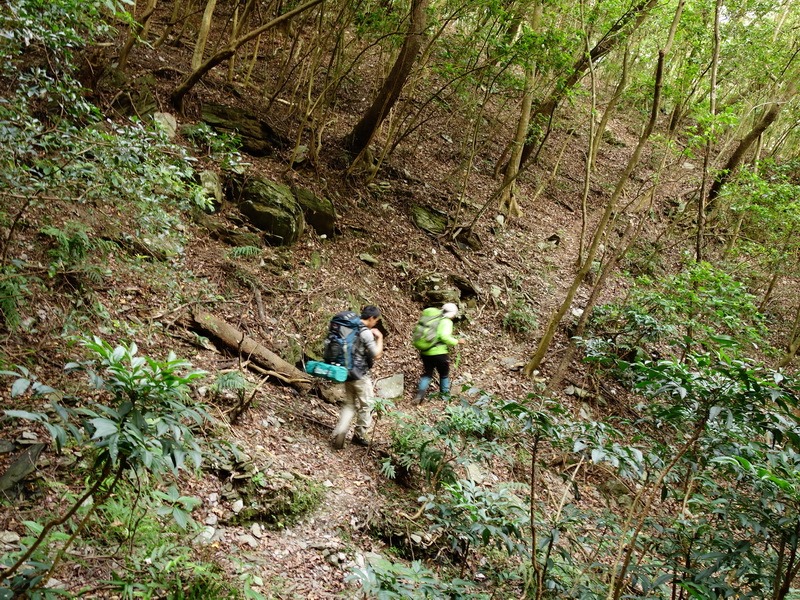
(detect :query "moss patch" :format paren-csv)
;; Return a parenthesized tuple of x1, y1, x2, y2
(231, 471, 325, 529)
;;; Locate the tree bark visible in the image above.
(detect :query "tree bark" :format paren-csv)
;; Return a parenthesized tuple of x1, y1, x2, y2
(171, 0, 325, 112)
(778, 301, 800, 368)
(192, 0, 218, 71)
(512, 0, 659, 172)
(706, 99, 787, 210)
(118, 0, 159, 71)
(191, 310, 312, 392)
(589, 46, 629, 172)
(695, 0, 722, 261)
(498, 65, 535, 219)
(344, 0, 430, 158)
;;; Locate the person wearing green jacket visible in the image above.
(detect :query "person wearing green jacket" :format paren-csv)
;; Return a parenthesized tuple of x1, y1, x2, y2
(413, 303, 465, 403)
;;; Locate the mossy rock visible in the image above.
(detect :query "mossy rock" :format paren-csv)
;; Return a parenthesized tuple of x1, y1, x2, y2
(201, 103, 289, 156)
(410, 205, 448, 235)
(412, 272, 461, 305)
(232, 177, 305, 246)
(292, 185, 336, 237)
(367, 506, 436, 559)
(231, 471, 325, 529)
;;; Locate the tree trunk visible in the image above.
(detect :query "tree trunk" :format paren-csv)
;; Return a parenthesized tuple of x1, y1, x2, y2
(153, 0, 187, 48)
(589, 46, 629, 172)
(344, 0, 430, 158)
(524, 0, 680, 378)
(191, 310, 312, 392)
(695, 0, 721, 261)
(499, 64, 535, 219)
(192, 0, 218, 71)
(707, 94, 792, 210)
(118, 0, 159, 71)
(171, 0, 325, 112)
(548, 217, 642, 392)
(498, 0, 542, 219)
(512, 0, 659, 172)
(778, 301, 800, 368)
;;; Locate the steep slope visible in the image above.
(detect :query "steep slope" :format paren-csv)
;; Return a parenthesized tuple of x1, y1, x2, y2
(4, 1, 782, 598)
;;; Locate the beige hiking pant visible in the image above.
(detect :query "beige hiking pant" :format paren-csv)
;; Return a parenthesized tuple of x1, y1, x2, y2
(332, 377, 374, 441)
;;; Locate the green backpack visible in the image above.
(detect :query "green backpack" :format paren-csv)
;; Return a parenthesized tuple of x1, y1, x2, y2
(412, 308, 443, 351)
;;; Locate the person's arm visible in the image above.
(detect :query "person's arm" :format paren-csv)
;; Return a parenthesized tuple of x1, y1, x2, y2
(371, 328, 384, 360)
(437, 318, 460, 347)
(361, 328, 384, 360)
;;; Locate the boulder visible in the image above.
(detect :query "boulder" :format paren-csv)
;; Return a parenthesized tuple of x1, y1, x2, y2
(201, 103, 289, 156)
(192, 211, 264, 248)
(199, 170, 223, 210)
(413, 273, 461, 305)
(375, 374, 404, 400)
(292, 186, 336, 237)
(153, 112, 178, 139)
(232, 178, 305, 246)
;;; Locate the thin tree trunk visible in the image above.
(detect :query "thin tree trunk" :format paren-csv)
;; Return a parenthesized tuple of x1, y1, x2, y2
(192, 0, 218, 71)
(590, 47, 629, 172)
(778, 302, 800, 368)
(609, 412, 705, 600)
(528, 435, 544, 600)
(0, 459, 114, 581)
(695, 0, 721, 261)
(243, 34, 261, 86)
(548, 217, 642, 391)
(499, 65, 536, 219)
(498, 0, 542, 219)
(707, 78, 796, 210)
(578, 26, 598, 266)
(774, 521, 800, 600)
(153, 0, 186, 48)
(118, 0, 159, 71)
(768, 118, 800, 159)
(171, 0, 325, 112)
(524, 0, 681, 378)
(759, 225, 796, 312)
(512, 0, 659, 173)
(344, 0, 430, 159)
(226, 0, 256, 84)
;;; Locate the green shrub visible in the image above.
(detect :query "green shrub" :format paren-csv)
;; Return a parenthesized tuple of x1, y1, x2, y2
(583, 261, 770, 368)
(347, 556, 489, 599)
(0, 338, 210, 593)
(502, 301, 538, 336)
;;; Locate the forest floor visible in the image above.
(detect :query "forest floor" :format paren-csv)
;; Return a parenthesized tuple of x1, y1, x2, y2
(0, 12, 703, 599)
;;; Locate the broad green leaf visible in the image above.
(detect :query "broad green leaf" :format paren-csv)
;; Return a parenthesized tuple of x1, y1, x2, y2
(11, 378, 31, 397)
(90, 418, 118, 438)
(5, 410, 45, 422)
(172, 507, 190, 529)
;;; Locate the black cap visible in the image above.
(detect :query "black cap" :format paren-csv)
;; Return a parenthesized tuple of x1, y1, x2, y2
(361, 305, 381, 319)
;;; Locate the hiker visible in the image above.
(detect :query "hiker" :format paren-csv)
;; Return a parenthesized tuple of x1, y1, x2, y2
(412, 302, 465, 403)
(330, 305, 384, 449)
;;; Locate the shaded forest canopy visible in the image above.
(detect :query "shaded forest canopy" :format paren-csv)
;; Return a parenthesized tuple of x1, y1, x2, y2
(1, 0, 800, 598)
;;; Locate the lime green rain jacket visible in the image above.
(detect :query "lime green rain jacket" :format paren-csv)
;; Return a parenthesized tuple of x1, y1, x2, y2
(420, 308, 459, 356)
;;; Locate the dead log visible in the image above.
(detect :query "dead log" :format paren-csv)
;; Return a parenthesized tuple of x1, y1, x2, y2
(191, 310, 312, 393)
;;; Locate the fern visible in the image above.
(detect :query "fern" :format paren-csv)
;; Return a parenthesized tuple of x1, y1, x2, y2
(0, 268, 28, 330)
(39, 223, 110, 285)
(212, 371, 247, 392)
(227, 246, 262, 260)
(41, 223, 92, 265)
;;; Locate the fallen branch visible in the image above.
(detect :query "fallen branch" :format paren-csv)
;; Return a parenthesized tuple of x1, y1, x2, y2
(191, 309, 312, 393)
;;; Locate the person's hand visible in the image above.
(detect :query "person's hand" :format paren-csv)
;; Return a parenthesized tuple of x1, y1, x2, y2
(458, 338, 466, 345)
(371, 328, 383, 340)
